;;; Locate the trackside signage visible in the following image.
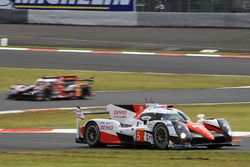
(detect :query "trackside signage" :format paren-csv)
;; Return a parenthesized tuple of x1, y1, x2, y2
(13, 0, 135, 11)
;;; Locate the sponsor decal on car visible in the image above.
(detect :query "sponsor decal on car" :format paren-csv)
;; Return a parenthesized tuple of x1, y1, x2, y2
(100, 125, 114, 131)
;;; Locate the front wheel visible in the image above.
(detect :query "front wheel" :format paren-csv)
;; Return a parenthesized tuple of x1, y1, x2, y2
(153, 123, 169, 150)
(84, 122, 101, 147)
(80, 86, 90, 99)
(43, 88, 51, 101)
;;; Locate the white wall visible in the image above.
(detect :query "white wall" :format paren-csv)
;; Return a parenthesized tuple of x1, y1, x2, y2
(28, 10, 138, 26)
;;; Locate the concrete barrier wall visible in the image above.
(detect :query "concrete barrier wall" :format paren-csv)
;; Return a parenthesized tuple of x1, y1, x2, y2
(28, 10, 138, 26)
(1, 9, 250, 28)
(0, 9, 27, 24)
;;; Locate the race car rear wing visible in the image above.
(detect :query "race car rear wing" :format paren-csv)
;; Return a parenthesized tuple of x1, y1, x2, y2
(42, 76, 94, 83)
(75, 106, 107, 139)
(76, 77, 95, 85)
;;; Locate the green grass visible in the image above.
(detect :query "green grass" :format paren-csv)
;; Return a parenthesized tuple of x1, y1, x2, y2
(0, 67, 250, 92)
(0, 104, 249, 131)
(0, 150, 249, 167)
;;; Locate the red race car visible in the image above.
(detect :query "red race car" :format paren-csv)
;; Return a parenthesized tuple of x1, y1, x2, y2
(7, 76, 95, 100)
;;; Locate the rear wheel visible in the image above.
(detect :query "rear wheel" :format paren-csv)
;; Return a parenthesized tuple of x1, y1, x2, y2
(153, 123, 169, 150)
(84, 122, 101, 147)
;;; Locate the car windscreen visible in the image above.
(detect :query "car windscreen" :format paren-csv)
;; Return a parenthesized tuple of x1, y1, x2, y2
(141, 113, 185, 122)
(35, 81, 47, 86)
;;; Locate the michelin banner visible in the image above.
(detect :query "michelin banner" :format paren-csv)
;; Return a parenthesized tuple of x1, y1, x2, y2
(12, 0, 135, 11)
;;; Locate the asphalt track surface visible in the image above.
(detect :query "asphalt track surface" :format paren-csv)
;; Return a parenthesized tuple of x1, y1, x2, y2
(0, 24, 250, 53)
(0, 25, 249, 151)
(0, 133, 248, 151)
(1, 50, 250, 75)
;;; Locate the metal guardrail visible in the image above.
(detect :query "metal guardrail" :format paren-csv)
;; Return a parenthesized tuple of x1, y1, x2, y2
(136, 0, 250, 13)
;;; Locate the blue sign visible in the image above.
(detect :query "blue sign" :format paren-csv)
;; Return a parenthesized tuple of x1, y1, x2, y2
(13, 0, 135, 11)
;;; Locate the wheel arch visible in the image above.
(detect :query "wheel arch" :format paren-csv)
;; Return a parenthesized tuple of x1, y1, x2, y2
(84, 120, 100, 133)
(153, 122, 169, 133)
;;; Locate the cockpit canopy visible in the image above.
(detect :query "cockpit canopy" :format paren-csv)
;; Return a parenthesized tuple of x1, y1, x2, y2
(140, 109, 191, 122)
(35, 79, 58, 86)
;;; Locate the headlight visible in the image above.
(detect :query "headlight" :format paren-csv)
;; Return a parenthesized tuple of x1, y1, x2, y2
(180, 133, 187, 139)
(173, 121, 191, 141)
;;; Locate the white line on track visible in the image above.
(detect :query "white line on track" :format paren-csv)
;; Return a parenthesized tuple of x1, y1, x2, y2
(122, 51, 156, 55)
(58, 49, 92, 53)
(0, 47, 28, 51)
(216, 86, 250, 89)
(186, 54, 221, 57)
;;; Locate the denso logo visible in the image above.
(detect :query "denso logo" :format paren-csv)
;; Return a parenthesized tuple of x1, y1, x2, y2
(100, 125, 113, 131)
(14, 0, 131, 5)
(114, 110, 127, 115)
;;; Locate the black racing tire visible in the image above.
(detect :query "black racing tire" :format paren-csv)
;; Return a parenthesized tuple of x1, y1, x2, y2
(153, 123, 169, 150)
(43, 88, 51, 101)
(84, 122, 101, 147)
(80, 86, 90, 99)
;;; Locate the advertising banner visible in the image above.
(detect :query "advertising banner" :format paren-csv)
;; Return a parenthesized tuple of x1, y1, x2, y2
(13, 0, 135, 11)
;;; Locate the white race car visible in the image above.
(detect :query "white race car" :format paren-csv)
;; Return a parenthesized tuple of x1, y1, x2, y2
(75, 104, 238, 149)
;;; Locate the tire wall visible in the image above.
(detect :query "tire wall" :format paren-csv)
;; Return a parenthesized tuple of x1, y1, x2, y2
(0, 9, 28, 23)
(1, 9, 250, 28)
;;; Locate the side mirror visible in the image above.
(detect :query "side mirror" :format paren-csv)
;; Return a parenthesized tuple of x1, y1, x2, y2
(141, 116, 151, 125)
(197, 114, 205, 120)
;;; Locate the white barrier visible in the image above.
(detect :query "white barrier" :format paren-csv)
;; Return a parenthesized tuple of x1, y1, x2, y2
(0, 38, 8, 47)
(28, 10, 138, 26)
